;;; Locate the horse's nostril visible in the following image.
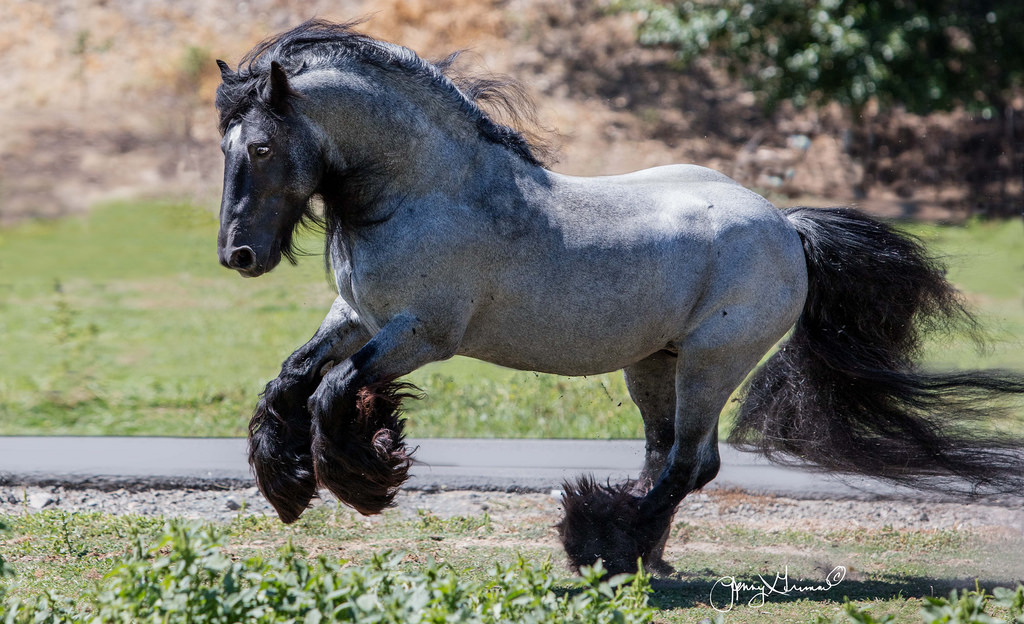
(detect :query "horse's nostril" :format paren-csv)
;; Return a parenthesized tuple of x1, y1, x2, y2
(229, 247, 256, 270)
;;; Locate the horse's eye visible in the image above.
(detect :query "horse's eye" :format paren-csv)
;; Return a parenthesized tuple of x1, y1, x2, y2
(254, 145, 271, 157)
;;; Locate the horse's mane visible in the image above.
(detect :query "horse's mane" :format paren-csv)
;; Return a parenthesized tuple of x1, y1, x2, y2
(216, 19, 548, 166)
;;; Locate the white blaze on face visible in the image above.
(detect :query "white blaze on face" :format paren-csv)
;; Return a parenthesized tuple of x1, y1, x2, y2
(224, 123, 243, 151)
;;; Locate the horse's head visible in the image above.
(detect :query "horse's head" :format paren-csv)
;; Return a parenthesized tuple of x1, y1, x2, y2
(215, 61, 321, 277)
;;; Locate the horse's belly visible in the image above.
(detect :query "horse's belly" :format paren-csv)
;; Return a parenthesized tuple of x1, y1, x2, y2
(457, 325, 676, 376)
(456, 280, 693, 376)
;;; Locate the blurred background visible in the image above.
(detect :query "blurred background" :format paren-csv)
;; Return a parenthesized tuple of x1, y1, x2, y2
(4, 0, 1022, 223)
(0, 0, 1021, 440)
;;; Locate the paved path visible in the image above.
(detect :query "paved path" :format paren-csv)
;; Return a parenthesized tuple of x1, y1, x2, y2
(0, 436, 993, 502)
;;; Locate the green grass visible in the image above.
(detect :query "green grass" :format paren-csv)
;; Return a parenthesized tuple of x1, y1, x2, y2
(904, 219, 1024, 370)
(0, 201, 1021, 438)
(1, 506, 1022, 622)
(0, 516, 654, 623)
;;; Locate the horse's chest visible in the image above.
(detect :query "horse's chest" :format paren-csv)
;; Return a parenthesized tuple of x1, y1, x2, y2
(334, 254, 426, 333)
(333, 222, 481, 330)
(336, 270, 393, 333)
(332, 251, 391, 333)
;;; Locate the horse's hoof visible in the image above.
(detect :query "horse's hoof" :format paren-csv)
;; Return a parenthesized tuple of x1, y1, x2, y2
(310, 381, 418, 515)
(556, 475, 677, 577)
(646, 557, 677, 577)
(556, 476, 645, 575)
(248, 390, 317, 524)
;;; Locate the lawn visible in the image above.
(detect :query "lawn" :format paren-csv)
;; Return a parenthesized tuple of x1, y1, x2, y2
(1, 501, 1022, 622)
(0, 200, 1021, 438)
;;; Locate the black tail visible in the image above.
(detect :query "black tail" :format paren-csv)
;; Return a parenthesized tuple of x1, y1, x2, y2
(730, 207, 1024, 495)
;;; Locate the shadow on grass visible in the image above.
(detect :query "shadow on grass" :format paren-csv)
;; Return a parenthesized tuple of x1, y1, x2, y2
(648, 572, 1024, 611)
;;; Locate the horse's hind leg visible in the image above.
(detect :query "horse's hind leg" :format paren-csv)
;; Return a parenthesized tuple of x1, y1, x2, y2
(624, 350, 678, 491)
(625, 351, 678, 573)
(558, 350, 678, 575)
(559, 309, 796, 576)
(633, 315, 797, 568)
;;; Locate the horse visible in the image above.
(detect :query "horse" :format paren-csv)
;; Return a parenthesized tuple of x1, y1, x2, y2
(214, 19, 1024, 576)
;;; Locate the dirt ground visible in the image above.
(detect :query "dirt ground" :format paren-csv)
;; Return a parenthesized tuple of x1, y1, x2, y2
(5, 485, 1022, 539)
(2, 0, 1020, 225)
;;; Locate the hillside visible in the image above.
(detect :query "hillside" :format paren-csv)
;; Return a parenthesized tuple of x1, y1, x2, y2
(0, 0, 1019, 224)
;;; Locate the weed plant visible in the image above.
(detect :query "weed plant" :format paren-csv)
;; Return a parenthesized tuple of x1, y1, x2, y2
(0, 522, 655, 623)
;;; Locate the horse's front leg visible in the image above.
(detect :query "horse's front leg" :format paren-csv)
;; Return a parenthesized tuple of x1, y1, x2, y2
(307, 311, 460, 515)
(249, 297, 371, 523)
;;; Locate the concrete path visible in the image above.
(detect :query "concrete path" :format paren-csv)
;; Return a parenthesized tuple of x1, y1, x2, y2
(1, 436, 997, 502)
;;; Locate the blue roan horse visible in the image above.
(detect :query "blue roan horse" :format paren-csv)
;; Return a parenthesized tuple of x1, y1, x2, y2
(215, 20, 1024, 575)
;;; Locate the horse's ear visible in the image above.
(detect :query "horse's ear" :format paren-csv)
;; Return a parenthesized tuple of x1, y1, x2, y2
(216, 59, 233, 80)
(268, 61, 295, 115)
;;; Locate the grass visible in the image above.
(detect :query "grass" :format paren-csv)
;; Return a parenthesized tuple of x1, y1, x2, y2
(0, 516, 653, 623)
(904, 219, 1024, 370)
(1, 502, 1022, 622)
(0, 200, 1022, 438)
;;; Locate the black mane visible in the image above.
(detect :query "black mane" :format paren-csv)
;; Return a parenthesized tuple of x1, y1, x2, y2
(216, 19, 546, 166)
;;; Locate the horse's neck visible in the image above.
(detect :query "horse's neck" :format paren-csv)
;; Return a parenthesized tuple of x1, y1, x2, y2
(305, 70, 550, 206)
(321, 120, 542, 217)
(323, 141, 549, 266)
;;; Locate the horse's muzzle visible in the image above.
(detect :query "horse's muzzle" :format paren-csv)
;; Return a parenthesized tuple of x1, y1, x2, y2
(220, 245, 265, 277)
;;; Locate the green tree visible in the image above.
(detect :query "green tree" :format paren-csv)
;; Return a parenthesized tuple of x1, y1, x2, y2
(623, 0, 1024, 116)
(619, 0, 1024, 216)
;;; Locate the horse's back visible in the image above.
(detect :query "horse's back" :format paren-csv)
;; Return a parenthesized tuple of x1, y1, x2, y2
(452, 164, 807, 374)
(565, 164, 807, 344)
(557, 164, 802, 275)
(585, 163, 739, 187)
(561, 164, 790, 235)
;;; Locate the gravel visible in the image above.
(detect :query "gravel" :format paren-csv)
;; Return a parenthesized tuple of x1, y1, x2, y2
(2, 485, 1022, 536)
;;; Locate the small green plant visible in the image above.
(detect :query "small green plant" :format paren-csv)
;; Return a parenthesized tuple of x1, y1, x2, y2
(992, 586, 1024, 624)
(0, 522, 655, 623)
(0, 519, 13, 601)
(416, 509, 492, 535)
(922, 585, 1003, 624)
(50, 512, 89, 559)
(820, 601, 897, 623)
(69, 29, 112, 108)
(824, 585, 1024, 624)
(176, 45, 213, 140)
(49, 281, 100, 404)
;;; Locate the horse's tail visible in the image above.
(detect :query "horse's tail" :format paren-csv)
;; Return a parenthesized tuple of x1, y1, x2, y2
(729, 206, 1024, 494)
